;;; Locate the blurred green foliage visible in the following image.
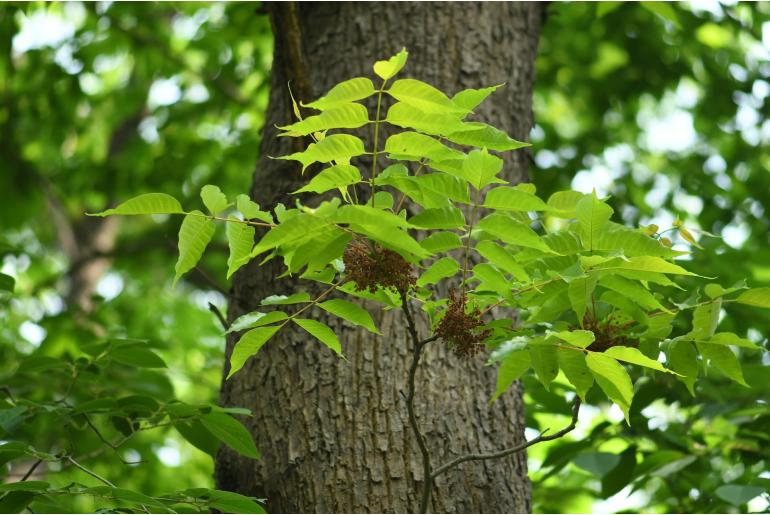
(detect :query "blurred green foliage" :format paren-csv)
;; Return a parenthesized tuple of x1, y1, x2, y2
(1, 2, 271, 512)
(1, 1, 768, 513)
(531, 2, 770, 513)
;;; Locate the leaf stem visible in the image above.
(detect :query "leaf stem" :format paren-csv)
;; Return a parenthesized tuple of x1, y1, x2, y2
(393, 160, 426, 214)
(184, 211, 275, 228)
(461, 191, 481, 295)
(370, 78, 388, 206)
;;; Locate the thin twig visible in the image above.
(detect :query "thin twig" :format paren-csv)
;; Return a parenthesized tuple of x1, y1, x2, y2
(66, 456, 116, 487)
(194, 266, 228, 295)
(400, 291, 434, 514)
(20, 460, 43, 482)
(431, 397, 581, 479)
(208, 302, 229, 331)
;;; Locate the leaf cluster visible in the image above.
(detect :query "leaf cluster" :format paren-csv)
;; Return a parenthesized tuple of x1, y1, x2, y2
(92, 49, 770, 426)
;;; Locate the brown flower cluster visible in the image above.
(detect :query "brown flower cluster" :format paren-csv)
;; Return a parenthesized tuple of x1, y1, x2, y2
(342, 240, 416, 294)
(581, 312, 638, 352)
(435, 290, 492, 358)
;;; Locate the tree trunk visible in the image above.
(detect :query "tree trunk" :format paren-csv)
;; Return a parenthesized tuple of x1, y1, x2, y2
(217, 2, 544, 512)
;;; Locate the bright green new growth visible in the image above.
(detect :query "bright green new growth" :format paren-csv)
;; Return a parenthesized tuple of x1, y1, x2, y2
(92, 48, 768, 424)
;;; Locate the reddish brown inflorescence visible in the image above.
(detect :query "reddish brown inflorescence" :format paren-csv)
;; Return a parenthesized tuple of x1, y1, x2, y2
(435, 290, 492, 358)
(581, 312, 638, 352)
(342, 240, 416, 294)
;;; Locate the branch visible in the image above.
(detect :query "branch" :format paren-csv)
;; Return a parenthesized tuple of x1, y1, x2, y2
(20, 460, 43, 482)
(66, 456, 116, 488)
(431, 397, 582, 479)
(209, 302, 229, 331)
(400, 291, 434, 514)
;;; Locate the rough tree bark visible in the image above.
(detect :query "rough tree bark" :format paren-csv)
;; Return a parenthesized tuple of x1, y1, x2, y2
(217, 3, 544, 513)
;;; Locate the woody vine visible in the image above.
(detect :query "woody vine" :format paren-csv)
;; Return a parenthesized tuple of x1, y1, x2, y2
(92, 49, 770, 513)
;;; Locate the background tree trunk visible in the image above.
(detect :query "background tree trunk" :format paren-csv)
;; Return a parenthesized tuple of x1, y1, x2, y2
(217, 2, 544, 512)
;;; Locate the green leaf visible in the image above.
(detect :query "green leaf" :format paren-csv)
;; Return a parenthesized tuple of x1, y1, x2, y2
(474, 241, 530, 281)
(574, 452, 621, 477)
(385, 102, 467, 136)
(200, 412, 260, 459)
(708, 332, 759, 349)
(451, 84, 503, 112)
(446, 122, 529, 151)
(603, 346, 672, 373)
(260, 293, 311, 306)
(175, 420, 220, 457)
(408, 206, 465, 229)
(201, 185, 229, 215)
(586, 353, 634, 423)
(668, 340, 697, 395)
(302, 77, 375, 110)
(483, 186, 548, 212)
(319, 299, 379, 334)
(0, 481, 49, 492)
(714, 485, 765, 506)
(689, 299, 722, 339)
(293, 164, 361, 195)
(236, 195, 272, 223)
(410, 173, 471, 205)
(417, 257, 459, 287)
(293, 318, 343, 356)
(546, 190, 586, 218)
(373, 48, 408, 81)
(594, 226, 682, 258)
(477, 213, 555, 253)
(111, 346, 167, 368)
(550, 330, 595, 348)
(228, 325, 282, 379)
(420, 231, 463, 253)
(0, 491, 36, 513)
(279, 103, 369, 135)
(463, 148, 504, 190)
(0, 273, 14, 293)
(601, 446, 637, 498)
(384, 131, 464, 162)
(226, 218, 255, 279)
(529, 344, 559, 389)
(492, 350, 531, 402)
(352, 223, 429, 260)
(568, 275, 597, 322)
(208, 490, 266, 514)
(472, 263, 509, 296)
(89, 193, 184, 217)
(576, 192, 614, 251)
(696, 342, 747, 386)
(600, 275, 670, 312)
(278, 134, 366, 172)
(387, 78, 467, 114)
(251, 214, 329, 257)
(557, 348, 594, 400)
(332, 204, 411, 229)
(174, 211, 216, 286)
(734, 287, 770, 308)
(598, 256, 698, 276)
(226, 311, 289, 334)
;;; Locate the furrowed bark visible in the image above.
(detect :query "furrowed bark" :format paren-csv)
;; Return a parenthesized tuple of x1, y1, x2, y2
(218, 3, 544, 512)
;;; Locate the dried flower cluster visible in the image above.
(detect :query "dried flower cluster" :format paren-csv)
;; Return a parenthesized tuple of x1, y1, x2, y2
(581, 312, 637, 352)
(342, 240, 416, 294)
(435, 290, 492, 358)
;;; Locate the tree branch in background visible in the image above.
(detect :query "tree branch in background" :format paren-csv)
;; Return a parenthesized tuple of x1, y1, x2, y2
(431, 398, 581, 479)
(400, 290, 582, 513)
